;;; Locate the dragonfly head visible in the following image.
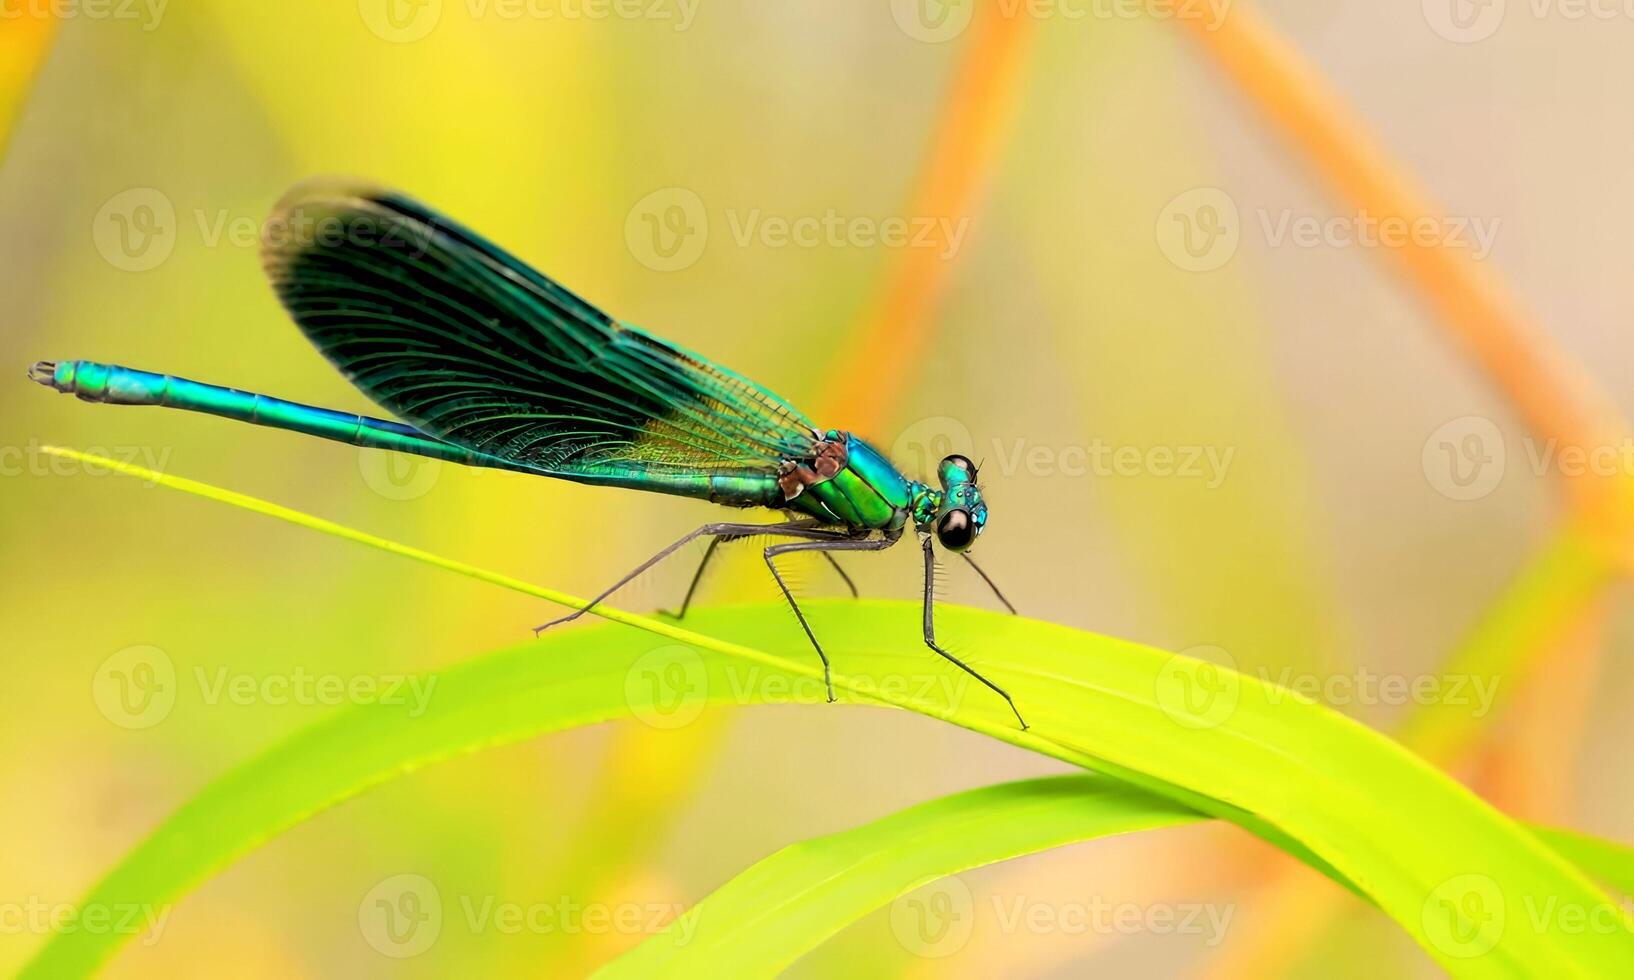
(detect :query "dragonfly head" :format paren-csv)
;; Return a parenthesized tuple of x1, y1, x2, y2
(928, 454, 987, 553)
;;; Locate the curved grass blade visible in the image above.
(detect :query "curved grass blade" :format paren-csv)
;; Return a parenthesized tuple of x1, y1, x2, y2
(601, 783, 1634, 978)
(1532, 827, 1634, 898)
(24, 447, 1634, 978)
(595, 775, 1202, 977)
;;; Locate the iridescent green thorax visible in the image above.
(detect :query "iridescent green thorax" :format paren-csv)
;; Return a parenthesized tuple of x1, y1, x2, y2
(783, 431, 914, 531)
(908, 482, 942, 527)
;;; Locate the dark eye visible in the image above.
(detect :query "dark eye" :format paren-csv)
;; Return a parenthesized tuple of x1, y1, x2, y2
(943, 454, 976, 477)
(935, 508, 975, 552)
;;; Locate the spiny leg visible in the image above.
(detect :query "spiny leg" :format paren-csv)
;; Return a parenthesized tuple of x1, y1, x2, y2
(535, 520, 840, 633)
(924, 537, 1027, 729)
(660, 534, 738, 621)
(821, 553, 860, 599)
(961, 553, 1017, 614)
(763, 533, 900, 702)
(664, 534, 860, 623)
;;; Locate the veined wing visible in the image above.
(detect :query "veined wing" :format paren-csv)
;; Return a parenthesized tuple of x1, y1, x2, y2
(260, 180, 820, 489)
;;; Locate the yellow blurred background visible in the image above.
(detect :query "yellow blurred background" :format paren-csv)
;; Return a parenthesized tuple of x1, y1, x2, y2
(3, 2, 1633, 976)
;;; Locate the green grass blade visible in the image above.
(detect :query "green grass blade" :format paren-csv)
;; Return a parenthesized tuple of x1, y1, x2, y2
(24, 447, 1634, 978)
(594, 775, 1203, 977)
(1531, 827, 1634, 898)
(602, 781, 1634, 978)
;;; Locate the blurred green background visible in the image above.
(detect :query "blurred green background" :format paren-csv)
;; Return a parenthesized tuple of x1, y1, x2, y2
(4, 1, 1633, 976)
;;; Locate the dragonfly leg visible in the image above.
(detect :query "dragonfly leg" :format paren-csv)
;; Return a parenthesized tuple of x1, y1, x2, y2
(662, 536, 859, 622)
(660, 534, 739, 621)
(821, 553, 860, 599)
(762, 533, 901, 702)
(961, 554, 1017, 614)
(923, 537, 1028, 730)
(534, 520, 841, 633)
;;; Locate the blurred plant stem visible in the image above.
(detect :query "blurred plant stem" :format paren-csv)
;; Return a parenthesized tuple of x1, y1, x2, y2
(0, 10, 56, 159)
(542, 8, 1037, 973)
(1175, 5, 1634, 976)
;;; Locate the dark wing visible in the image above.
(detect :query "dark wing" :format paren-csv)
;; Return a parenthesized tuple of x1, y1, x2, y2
(260, 179, 819, 490)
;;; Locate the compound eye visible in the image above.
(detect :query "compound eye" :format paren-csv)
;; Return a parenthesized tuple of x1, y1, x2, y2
(942, 454, 977, 478)
(935, 508, 976, 552)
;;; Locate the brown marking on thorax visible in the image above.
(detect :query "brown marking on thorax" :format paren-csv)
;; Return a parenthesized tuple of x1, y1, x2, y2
(776, 431, 849, 501)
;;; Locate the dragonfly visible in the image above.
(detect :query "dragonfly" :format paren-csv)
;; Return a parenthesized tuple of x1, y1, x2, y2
(30, 180, 1025, 728)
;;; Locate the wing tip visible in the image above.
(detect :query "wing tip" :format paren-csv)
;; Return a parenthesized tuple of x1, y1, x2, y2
(261, 177, 397, 270)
